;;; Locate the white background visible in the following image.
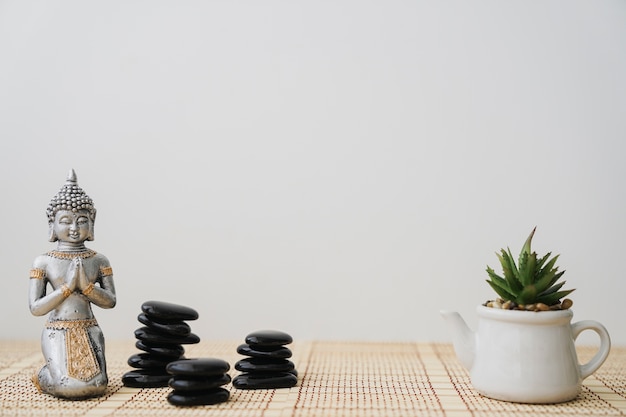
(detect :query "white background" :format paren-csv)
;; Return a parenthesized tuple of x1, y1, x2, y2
(1, 1, 625, 346)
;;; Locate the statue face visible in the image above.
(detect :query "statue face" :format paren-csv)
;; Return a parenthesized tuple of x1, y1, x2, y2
(52, 210, 92, 243)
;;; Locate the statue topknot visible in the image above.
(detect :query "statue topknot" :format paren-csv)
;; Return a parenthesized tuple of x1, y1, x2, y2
(46, 169, 96, 223)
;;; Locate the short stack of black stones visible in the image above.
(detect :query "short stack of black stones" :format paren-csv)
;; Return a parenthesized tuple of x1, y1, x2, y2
(122, 301, 200, 388)
(166, 358, 231, 406)
(233, 330, 298, 389)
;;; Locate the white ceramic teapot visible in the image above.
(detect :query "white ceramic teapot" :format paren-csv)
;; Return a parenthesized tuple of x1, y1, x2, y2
(441, 305, 611, 404)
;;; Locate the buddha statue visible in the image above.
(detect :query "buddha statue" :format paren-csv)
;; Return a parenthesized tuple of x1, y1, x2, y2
(29, 169, 116, 399)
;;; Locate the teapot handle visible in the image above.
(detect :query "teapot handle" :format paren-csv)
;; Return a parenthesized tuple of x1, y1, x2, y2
(571, 320, 611, 380)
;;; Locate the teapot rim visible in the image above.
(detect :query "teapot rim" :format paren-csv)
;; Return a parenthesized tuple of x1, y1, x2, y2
(476, 304, 573, 324)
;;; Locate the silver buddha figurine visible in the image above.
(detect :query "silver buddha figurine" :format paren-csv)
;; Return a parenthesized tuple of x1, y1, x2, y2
(29, 169, 116, 399)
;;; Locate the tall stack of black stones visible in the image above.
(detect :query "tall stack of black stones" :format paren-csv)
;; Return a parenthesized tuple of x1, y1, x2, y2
(166, 358, 231, 406)
(122, 301, 200, 388)
(233, 330, 298, 389)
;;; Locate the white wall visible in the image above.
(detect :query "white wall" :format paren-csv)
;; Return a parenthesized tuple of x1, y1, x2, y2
(1, 1, 625, 345)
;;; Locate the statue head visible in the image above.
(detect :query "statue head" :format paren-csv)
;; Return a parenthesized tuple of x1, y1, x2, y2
(46, 169, 97, 242)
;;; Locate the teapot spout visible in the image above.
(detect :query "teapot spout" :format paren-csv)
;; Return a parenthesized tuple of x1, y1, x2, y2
(440, 310, 475, 370)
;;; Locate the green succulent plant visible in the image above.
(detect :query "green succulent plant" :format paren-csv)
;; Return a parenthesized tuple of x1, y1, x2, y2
(486, 228, 574, 306)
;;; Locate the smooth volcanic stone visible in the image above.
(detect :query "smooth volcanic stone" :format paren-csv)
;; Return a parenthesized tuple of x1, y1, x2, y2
(138, 313, 191, 336)
(168, 374, 232, 391)
(237, 343, 292, 359)
(122, 369, 171, 388)
(167, 388, 230, 406)
(245, 330, 292, 347)
(141, 300, 199, 321)
(235, 358, 294, 373)
(127, 353, 171, 369)
(135, 327, 200, 345)
(135, 340, 185, 359)
(166, 358, 230, 377)
(232, 372, 298, 390)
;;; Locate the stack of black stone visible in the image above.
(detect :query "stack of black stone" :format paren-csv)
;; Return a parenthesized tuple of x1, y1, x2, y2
(166, 358, 231, 406)
(122, 301, 200, 388)
(233, 330, 298, 389)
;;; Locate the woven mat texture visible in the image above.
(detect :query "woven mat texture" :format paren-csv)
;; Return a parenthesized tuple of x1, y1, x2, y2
(1, 340, 625, 417)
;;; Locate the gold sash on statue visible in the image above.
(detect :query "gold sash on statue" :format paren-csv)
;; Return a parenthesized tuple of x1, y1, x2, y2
(46, 319, 100, 381)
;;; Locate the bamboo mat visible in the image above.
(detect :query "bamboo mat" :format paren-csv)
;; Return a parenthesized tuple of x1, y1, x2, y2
(1, 340, 625, 417)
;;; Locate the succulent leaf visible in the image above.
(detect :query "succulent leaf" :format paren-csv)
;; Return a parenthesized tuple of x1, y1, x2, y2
(535, 251, 552, 271)
(498, 250, 523, 293)
(534, 269, 565, 294)
(518, 250, 529, 286)
(536, 289, 574, 306)
(537, 255, 560, 280)
(518, 251, 537, 287)
(486, 279, 516, 301)
(486, 266, 504, 282)
(537, 280, 566, 296)
(520, 227, 536, 260)
(505, 248, 520, 280)
(518, 285, 538, 304)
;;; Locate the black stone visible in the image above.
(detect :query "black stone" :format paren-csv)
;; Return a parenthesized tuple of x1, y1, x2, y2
(122, 369, 171, 388)
(141, 300, 199, 321)
(232, 372, 298, 389)
(138, 313, 191, 336)
(237, 343, 292, 359)
(166, 358, 230, 377)
(135, 327, 200, 345)
(167, 388, 230, 406)
(235, 358, 294, 373)
(127, 353, 171, 369)
(245, 330, 292, 347)
(135, 340, 185, 359)
(168, 374, 231, 391)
